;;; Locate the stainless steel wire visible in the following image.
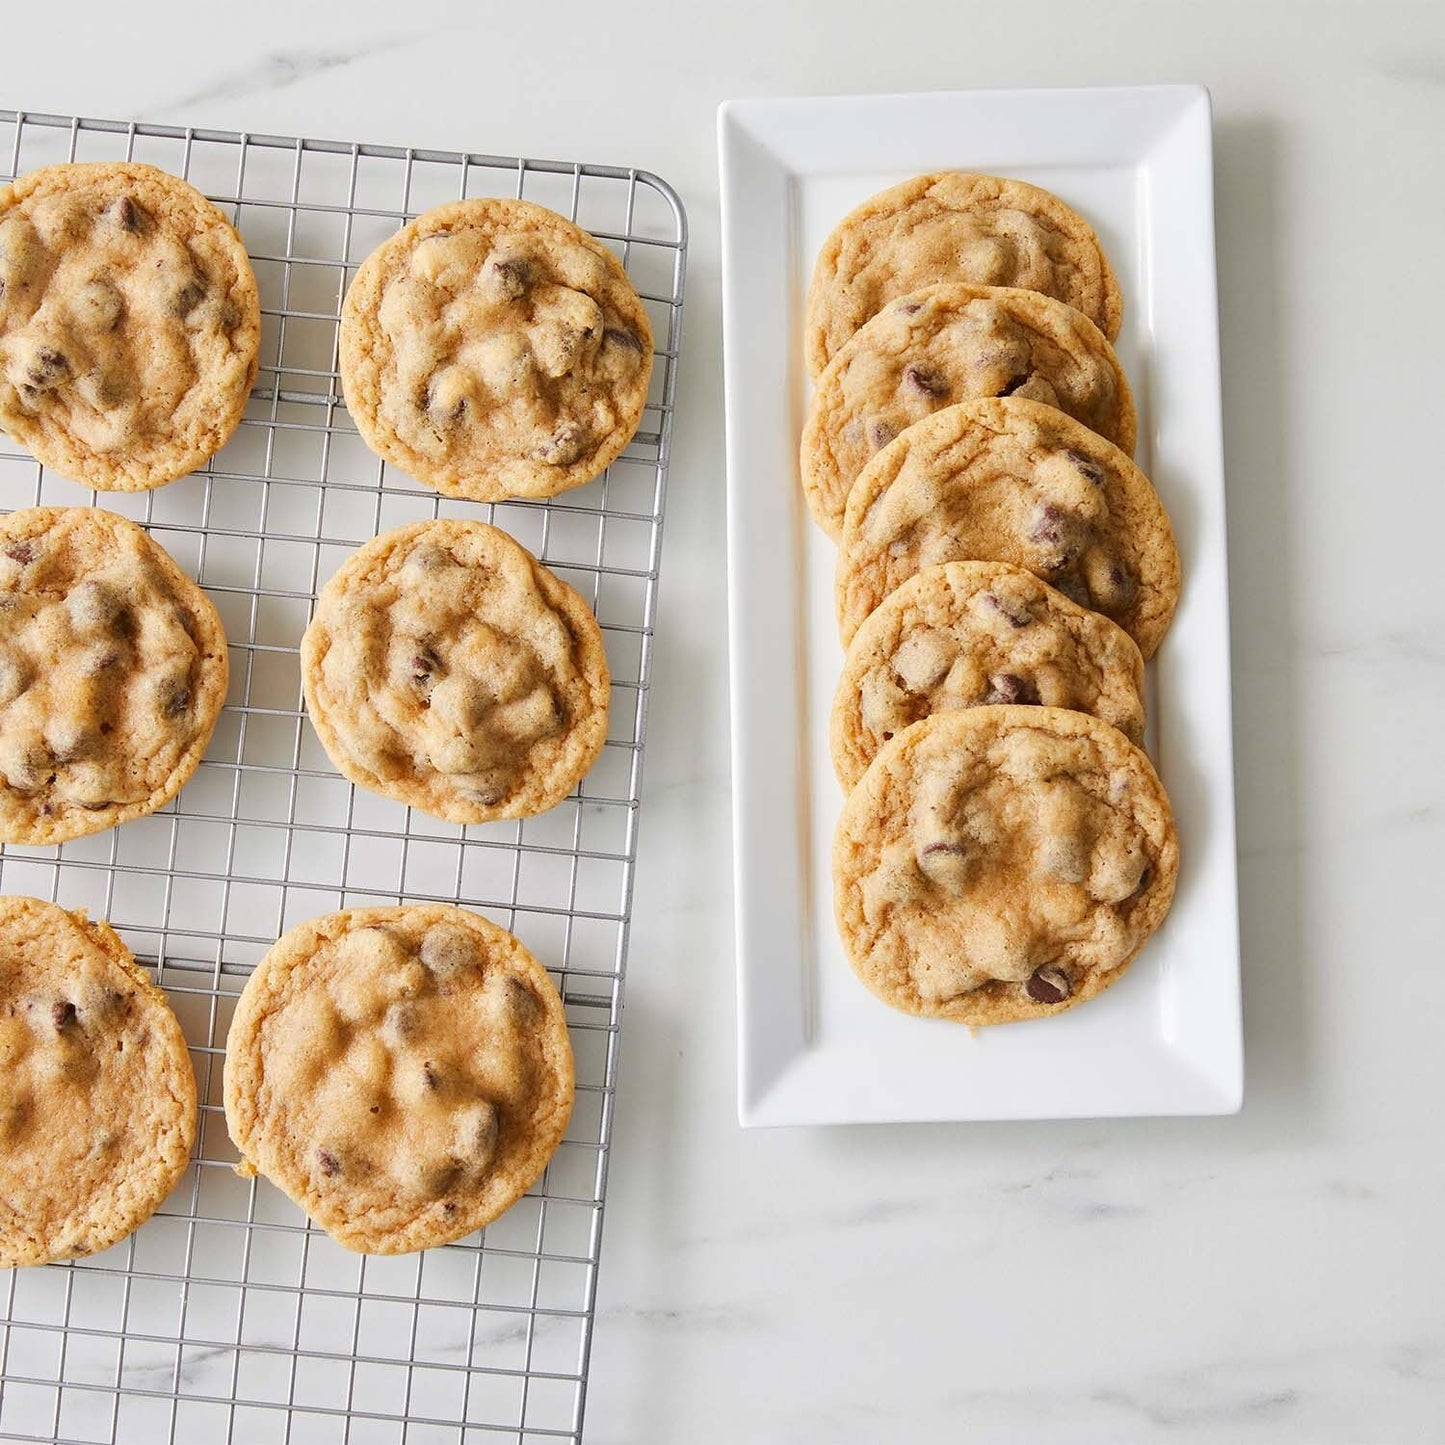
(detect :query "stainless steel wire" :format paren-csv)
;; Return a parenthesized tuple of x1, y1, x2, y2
(0, 107, 687, 1445)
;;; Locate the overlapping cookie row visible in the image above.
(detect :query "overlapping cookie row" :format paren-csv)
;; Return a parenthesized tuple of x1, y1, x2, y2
(801, 172, 1183, 1028)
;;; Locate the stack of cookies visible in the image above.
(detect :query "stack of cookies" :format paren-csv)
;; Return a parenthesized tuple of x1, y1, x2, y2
(803, 173, 1183, 1026)
(0, 160, 652, 1261)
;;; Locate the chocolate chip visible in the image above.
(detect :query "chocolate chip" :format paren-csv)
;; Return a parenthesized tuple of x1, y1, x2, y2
(220, 300, 241, 331)
(3, 542, 34, 565)
(998, 373, 1031, 397)
(917, 838, 971, 889)
(985, 672, 1040, 706)
(52, 1000, 77, 1029)
(419, 924, 478, 978)
(405, 545, 450, 572)
(534, 419, 588, 467)
(902, 365, 947, 398)
(426, 373, 468, 424)
(483, 255, 532, 301)
(603, 327, 644, 353)
(442, 1201, 458, 1217)
(866, 418, 899, 450)
(1029, 504, 1068, 549)
(411, 645, 444, 692)
(1066, 448, 1105, 484)
(895, 300, 923, 316)
(162, 682, 192, 718)
(112, 197, 141, 232)
(170, 280, 207, 318)
(1025, 966, 1071, 1004)
(422, 1062, 440, 1092)
(1028, 504, 1085, 573)
(981, 591, 1030, 628)
(26, 348, 70, 389)
(1101, 561, 1138, 608)
(317, 1149, 340, 1177)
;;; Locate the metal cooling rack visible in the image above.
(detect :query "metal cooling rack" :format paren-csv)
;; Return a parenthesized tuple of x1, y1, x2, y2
(0, 108, 686, 1445)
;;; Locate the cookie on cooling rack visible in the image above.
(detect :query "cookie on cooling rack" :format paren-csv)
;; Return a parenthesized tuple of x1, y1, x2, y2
(224, 904, 575, 1254)
(805, 171, 1122, 378)
(0, 507, 229, 847)
(0, 161, 261, 490)
(833, 707, 1179, 1027)
(339, 197, 653, 501)
(835, 398, 1179, 657)
(0, 896, 196, 1267)
(800, 283, 1134, 539)
(301, 518, 610, 824)
(830, 560, 1146, 791)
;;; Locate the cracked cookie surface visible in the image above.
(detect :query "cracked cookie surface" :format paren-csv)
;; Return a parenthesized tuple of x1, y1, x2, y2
(801, 284, 1134, 540)
(831, 561, 1146, 791)
(0, 162, 260, 490)
(806, 172, 1121, 378)
(223, 904, 575, 1254)
(0, 506, 229, 846)
(836, 398, 1178, 656)
(301, 519, 609, 824)
(833, 708, 1178, 1026)
(340, 198, 652, 501)
(0, 896, 196, 1267)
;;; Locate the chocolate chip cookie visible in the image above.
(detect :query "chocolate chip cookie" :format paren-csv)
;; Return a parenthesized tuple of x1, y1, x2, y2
(0, 507, 230, 846)
(801, 284, 1134, 540)
(0, 896, 197, 1266)
(339, 198, 653, 501)
(0, 161, 261, 491)
(835, 398, 1178, 657)
(806, 172, 1122, 378)
(301, 519, 609, 824)
(224, 904, 574, 1254)
(831, 561, 1146, 791)
(834, 707, 1178, 1026)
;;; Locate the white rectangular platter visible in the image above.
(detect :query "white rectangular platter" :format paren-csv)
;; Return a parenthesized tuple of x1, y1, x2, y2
(719, 86, 1242, 1126)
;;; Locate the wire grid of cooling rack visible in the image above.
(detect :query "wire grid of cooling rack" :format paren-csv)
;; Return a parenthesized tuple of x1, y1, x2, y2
(0, 109, 686, 1445)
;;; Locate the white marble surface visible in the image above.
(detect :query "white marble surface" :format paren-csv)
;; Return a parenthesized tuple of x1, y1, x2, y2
(3, 1, 1444, 1441)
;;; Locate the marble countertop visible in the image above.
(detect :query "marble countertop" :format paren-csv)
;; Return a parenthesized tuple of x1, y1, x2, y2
(4, 1, 1443, 1440)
